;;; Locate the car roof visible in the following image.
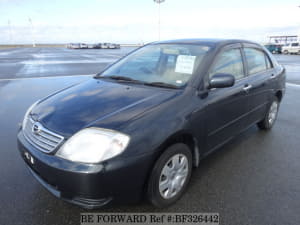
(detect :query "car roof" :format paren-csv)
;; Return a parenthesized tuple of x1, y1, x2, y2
(152, 38, 260, 48)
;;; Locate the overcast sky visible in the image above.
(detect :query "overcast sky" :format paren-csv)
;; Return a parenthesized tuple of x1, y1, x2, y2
(0, 0, 300, 44)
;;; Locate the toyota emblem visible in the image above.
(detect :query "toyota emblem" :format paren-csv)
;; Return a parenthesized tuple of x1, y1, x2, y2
(32, 122, 42, 135)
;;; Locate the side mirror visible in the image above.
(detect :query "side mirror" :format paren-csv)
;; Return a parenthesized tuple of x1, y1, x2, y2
(209, 73, 235, 89)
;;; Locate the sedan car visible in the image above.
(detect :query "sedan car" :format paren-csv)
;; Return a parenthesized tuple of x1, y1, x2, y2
(79, 43, 88, 49)
(67, 43, 81, 49)
(17, 39, 285, 209)
(87, 44, 96, 49)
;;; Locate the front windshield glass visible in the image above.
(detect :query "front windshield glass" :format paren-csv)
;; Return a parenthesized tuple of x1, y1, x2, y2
(100, 44, 211, 87)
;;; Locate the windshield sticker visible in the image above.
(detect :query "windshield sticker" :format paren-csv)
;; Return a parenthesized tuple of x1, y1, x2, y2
(175, 55, 196, 74)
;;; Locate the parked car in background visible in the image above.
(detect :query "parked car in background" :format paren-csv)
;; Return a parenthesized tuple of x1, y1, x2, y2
(100, 43, 120, 49)
(18, 39, 285, 209)
(67, 43, 88, 49)
(100, 43, 110, 49)
(282, 42, 300, 54)
(109, 43, 117, 49)
(67, 43, 81, 49)
(67, 42, 121, 49)
(264, 43, 282, 54)
(94, 43, 102, 49)
(79, 43, 88, 49)
(87, 44, 96, 49)
(108, 43, 121, 49)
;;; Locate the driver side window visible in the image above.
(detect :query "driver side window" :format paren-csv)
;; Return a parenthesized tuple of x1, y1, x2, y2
(209, 48, 245, 80)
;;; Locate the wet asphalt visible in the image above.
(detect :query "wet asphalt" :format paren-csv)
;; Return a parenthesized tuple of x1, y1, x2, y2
(0, 48, 299, 225)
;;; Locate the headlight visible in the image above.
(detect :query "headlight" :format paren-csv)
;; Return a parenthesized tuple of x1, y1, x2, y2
(56, 128, 130, 163)
(22, 100, 40, 130)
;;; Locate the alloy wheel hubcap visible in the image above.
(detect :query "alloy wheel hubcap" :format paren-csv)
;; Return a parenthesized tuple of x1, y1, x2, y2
(159, 154, 189, 199)
(268, 101, 278, 125)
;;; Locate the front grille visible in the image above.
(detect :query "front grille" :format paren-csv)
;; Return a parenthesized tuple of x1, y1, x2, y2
(23, 117, 64, 153)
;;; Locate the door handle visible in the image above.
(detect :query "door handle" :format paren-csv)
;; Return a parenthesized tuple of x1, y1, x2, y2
(270, 74, 276, 79)
(243, 84, 252, 92)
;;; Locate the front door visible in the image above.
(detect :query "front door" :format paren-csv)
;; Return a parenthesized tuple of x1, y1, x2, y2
(203, 46, 250, 153)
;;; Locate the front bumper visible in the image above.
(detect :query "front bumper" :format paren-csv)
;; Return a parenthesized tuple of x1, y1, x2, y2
(17, 131, 156, 209)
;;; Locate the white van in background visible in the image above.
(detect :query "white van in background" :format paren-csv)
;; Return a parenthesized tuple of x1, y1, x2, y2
(282, 42, 300, 54)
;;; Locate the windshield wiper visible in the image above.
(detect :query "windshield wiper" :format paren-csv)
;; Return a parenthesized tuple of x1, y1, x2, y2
(95, 76, 179, 89)
(144, 82, 179, 89)
(95, 75, 143, 84)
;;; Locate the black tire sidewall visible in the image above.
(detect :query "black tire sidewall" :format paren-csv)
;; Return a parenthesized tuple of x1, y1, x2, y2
(147, 143, 192, 208)
(258, 97, 279, 130)
(266, 98, 279, 128)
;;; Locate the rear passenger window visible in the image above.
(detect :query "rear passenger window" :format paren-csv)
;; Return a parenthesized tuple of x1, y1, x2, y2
(244, 48, 268, 74)
(209, 48, 244, 80)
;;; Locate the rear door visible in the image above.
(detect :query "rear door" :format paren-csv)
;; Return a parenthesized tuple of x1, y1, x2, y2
(203, 44, 251, 152)
(242, 45, 275, 125)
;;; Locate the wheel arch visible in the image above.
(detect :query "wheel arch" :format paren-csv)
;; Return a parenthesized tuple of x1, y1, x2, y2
(275, 90, 283, 102)
(155, 131, 201, 168)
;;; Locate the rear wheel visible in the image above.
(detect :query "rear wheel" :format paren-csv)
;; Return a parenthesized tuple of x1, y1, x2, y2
(283, 50, 288, 54)
(257, 97, 279, 130)
(147, 143, 192, 208)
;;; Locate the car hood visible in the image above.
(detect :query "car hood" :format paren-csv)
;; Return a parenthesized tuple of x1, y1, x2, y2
(31, 79, 177, 137)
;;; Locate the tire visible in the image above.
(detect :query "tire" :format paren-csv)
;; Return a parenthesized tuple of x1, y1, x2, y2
(257, 97, 279, 130)
(147, 143, 192, 208)
(283, 50, 288, 55)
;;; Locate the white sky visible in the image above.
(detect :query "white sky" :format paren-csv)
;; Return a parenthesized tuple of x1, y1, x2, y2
(0, 0, 300, 44)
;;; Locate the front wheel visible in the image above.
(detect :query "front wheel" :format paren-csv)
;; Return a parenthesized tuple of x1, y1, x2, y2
(147, 143, 192, 208)
(257, 97, 279, 130)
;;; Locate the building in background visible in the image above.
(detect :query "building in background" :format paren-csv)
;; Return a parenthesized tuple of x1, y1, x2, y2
(268, 35, 299, 44)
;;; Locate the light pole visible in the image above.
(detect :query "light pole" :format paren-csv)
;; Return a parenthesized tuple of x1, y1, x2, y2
(28, 17, 36, 47)
(153, 0, 165, 40)
(8, 20, 13, 44)
(298, 6, 300, 42)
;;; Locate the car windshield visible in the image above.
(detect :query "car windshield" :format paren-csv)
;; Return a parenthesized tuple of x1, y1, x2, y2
(98, 44, 211, 88)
